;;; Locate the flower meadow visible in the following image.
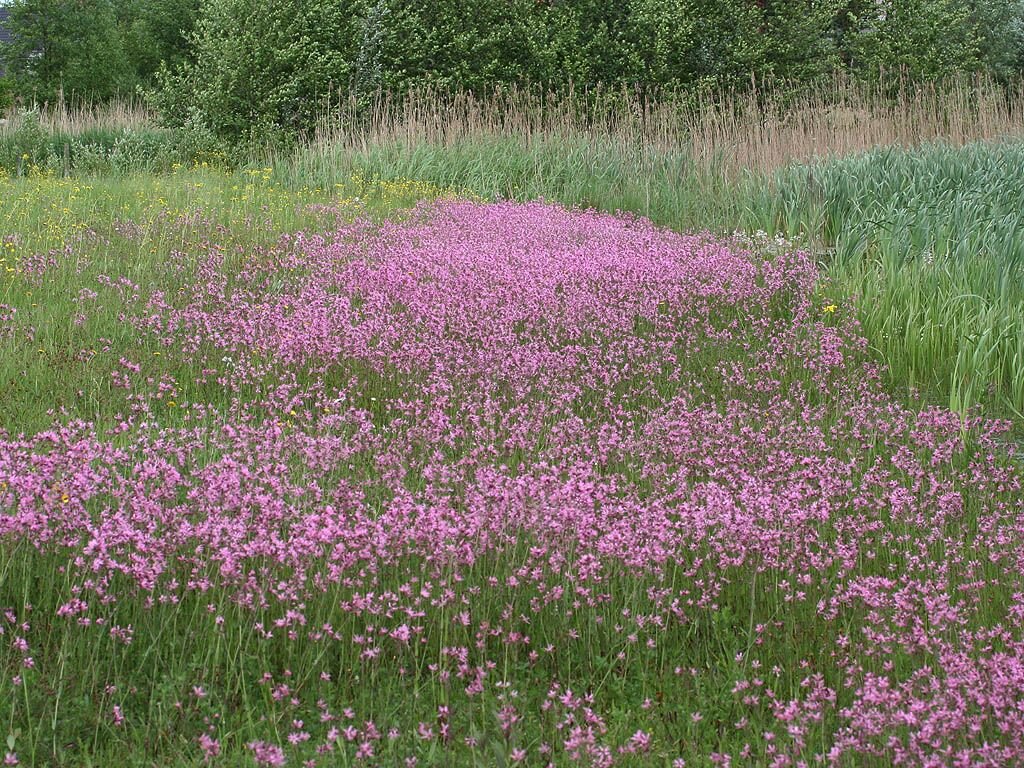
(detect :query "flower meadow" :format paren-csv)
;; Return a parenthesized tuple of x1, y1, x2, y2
(1, 197, 1023, 766)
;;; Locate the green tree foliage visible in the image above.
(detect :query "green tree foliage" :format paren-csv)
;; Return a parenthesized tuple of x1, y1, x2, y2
(836, 0, 1024, 80)
(156, 0, 362, 141)
(354, 0, 546, 92)
(540, 0, 636, 88)
(118, 0, 202, 86)
(625, 0, 765, 91)
(757, 0, 845, 84)
(4, 0, 1020, 137)
(967, 0, 1024, 79)
(0, 0, 134, 102)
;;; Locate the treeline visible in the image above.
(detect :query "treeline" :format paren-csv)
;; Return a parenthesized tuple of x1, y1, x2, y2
(2, 0, 1023, 141)
(0, 0, 198, 101)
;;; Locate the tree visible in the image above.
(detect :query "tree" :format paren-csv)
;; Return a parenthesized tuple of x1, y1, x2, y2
(625, 0, 765, 92)
(149, 0, 1024, 141)
(0, 0, 134, 103)
(118, 0, 202, 87)
(156, 0, 364, 141)
(755, 0, 844, 85)
(836, 0, 1024, 80)
(967, 0, 1024, 79)
(353, 0, 547, 93)
(540, 0, 637, 89)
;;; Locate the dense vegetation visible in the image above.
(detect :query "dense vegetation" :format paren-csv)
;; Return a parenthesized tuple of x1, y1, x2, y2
(3, 0, 1024, 140)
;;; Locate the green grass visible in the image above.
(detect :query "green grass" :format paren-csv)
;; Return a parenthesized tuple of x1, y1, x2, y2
(5, 547, 812, 766)
(279, 135, 744, 234)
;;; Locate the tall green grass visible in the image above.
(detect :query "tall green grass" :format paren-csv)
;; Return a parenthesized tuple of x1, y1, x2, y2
(277, 135, 743, 233)
(0, 111, 224, 176)
(748, 142, 1024, 420)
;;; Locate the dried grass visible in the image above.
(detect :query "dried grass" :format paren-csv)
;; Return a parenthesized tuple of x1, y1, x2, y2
(1, 94, 154, 134)
(316, 74, 1024, 176)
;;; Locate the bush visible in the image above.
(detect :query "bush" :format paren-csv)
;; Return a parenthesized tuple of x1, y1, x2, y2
(0, 108, 50, 173)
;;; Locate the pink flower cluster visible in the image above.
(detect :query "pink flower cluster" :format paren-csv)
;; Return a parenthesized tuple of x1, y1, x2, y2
(2, 200, 1022, 764)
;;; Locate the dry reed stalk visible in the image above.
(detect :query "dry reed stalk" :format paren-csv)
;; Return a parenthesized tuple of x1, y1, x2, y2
(3, 76, 1020, 177)
(316, 74, 1024, 176)
(1, 94, 154, 135)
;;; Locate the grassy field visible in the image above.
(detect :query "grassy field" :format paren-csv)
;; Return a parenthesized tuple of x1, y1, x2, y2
(1, 87, 1024, 766)
(0, 168, 463, 434)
